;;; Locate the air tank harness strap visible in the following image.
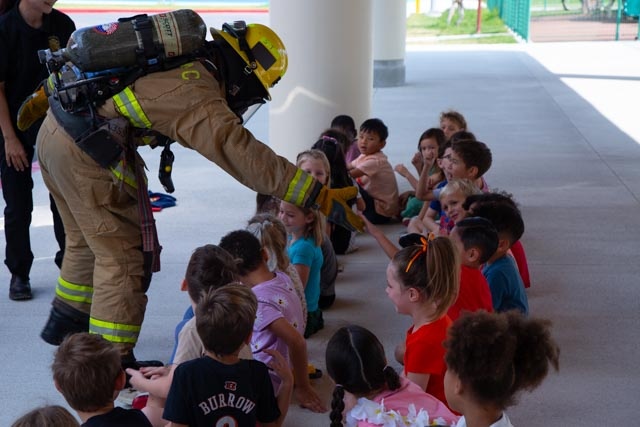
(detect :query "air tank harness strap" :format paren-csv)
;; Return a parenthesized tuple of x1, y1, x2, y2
(113, 87, 162, 273)
(130, 140, 162, 273)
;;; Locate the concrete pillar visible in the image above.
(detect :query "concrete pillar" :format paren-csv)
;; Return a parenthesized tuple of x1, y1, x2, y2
(373, 0, 406, 87)
(269, 0, 373, 162)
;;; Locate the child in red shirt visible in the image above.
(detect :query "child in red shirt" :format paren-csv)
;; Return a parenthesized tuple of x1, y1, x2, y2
(386, 236, 459, 408)
(447, 217, 497, 321)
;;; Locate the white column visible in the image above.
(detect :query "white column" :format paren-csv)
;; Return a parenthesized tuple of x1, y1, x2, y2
(268, 0, 373, 162)
(373, 0, 406, 87)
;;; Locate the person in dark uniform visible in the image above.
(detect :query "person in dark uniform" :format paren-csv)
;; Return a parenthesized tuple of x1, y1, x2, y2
(0, 0, 74, 300)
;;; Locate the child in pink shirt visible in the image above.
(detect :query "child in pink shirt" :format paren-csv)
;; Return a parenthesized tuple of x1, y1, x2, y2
(326, 325, 458, 427)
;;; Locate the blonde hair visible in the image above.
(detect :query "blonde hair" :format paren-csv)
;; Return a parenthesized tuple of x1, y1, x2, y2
(391, 237, 460, 320)
(296, 149, 332, 186)
(246, 213, 289, 272)
(439, 110, 467, 131)
(280, 200, 324, 246)
(301, 205, 324, 246)
(440, 178, 482, 200)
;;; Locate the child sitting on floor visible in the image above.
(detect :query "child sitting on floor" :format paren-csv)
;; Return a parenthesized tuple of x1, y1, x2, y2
(278, 200, 325, 337)
(466, 193, 529, 315)
(126, 245, 243, 426)
(395, 128, 447, 221)
(444, 310, 559, 427)
(447, 217, 497, 321)
(326, 324, 458, 427)
(331, 114, 359, 164)
(163, 284, 293, 427)
(219, 230, 326, 413)
(52, 333, 153, 426)
(439, 109, 468, 142)
(348, 118, 400, 224)
(296, 149, 339, 309)
(312, 130, 360, 255)
(11, 405, 79, 427)
(410, 139, 491, 237)
(387, 237, 459, 408)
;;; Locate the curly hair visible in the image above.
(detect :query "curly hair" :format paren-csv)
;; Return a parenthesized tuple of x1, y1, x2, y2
(444, 310, 560, 409)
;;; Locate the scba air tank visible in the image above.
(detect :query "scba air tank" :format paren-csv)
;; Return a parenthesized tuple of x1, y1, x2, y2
(62, 9, 207, 72)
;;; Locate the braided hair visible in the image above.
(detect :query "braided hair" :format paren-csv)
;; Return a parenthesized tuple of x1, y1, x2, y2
(326, 325, 401, 426)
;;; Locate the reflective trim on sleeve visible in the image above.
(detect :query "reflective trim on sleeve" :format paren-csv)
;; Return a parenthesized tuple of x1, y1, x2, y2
(55, 276, 93, 304)
(283, 169, 314, 206)
(113, 87, 152, 129)
(89, 318, 141, 344)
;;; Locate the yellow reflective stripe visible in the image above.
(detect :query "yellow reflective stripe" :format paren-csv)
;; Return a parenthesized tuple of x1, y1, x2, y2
(109, 160, 138, 188)
(89, 318, 141, 344)
(141, 135, 155, 145)
(47, 74, 57, 92)
(284, 169, 314, 206)
(55, 276, 93, 304)
(113, 87, 152, 129)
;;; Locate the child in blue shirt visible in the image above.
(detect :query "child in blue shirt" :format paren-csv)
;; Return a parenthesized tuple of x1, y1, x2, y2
(278, 200, 324, 338)
(466, 193, 529, 315)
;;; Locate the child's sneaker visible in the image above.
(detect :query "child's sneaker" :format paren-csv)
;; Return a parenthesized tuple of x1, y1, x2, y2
(307, 363, 323, 379)
(116, 387, 138, 408)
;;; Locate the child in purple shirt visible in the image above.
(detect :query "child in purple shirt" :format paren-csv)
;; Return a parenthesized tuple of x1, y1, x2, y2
(219, 230, 327, 413)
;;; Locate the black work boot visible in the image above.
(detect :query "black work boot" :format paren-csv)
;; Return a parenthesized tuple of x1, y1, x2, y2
(40, 302, 90, 345)
(9, 275, 32, 301)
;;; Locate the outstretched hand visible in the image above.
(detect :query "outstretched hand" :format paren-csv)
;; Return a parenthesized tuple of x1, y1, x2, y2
(316, 186, 364, 232)
(17, 83, 48, 132)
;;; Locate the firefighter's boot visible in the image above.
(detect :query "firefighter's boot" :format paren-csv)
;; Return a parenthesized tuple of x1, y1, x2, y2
(41, 301, 90, 345)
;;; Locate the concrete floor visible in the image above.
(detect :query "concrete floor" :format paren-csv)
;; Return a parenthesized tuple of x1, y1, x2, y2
(1, 41, 640, 425)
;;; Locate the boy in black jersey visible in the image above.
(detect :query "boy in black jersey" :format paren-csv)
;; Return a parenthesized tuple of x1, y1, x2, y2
(163, 283, 293, 427)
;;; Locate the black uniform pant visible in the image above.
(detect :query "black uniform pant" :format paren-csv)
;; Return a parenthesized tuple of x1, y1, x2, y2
(1, 125, 65, 279)
(358, 185, 392, 225)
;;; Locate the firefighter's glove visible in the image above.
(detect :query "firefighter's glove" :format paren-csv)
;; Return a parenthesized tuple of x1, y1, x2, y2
(316, 186, 364, 233)
(17, 84, 48, 131)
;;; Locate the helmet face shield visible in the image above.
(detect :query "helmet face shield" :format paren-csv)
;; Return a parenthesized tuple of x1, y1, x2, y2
(241, 102, 263, 124)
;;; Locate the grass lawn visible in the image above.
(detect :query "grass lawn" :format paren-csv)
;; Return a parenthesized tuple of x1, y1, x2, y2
(407, 8, 518, 43)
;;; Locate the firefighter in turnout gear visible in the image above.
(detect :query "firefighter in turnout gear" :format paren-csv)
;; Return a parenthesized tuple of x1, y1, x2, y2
(22, 13, 363, 366)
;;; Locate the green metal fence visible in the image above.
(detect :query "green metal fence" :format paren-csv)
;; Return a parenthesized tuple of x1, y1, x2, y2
(487, 0, 531, 40)
(489, 0, 640, 41)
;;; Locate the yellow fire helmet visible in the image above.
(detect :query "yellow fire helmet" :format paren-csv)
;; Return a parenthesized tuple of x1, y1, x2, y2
(210, 21, 287, 100)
